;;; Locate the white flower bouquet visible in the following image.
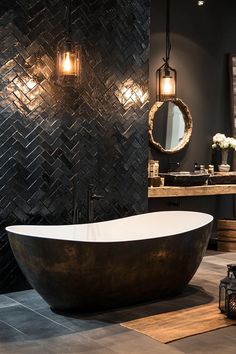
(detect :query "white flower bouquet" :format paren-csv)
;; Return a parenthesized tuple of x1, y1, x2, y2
(212, 133, 236, 150)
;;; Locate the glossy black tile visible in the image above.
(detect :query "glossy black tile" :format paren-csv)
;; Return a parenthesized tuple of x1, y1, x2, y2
(0, 0, 150, 292)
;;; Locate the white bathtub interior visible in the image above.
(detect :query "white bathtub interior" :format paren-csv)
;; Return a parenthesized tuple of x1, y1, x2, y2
(6, 211, 213, 243)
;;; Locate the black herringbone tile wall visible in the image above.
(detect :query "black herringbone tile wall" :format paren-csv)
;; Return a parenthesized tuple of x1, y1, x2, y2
(0, 0, 150, 292)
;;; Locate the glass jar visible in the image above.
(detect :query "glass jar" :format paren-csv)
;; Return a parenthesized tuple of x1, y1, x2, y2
(148, 160, 159, 178)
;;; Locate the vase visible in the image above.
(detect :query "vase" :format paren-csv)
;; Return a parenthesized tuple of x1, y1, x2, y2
(218, 149, 230, 172)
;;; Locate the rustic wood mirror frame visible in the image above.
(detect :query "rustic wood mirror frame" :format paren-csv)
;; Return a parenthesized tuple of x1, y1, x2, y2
(148, 98, 193, 154)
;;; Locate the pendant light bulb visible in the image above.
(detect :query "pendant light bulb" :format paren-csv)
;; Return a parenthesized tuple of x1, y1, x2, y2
(158, 65, 176, 101)
(161, 76, 175, 97)
(63, 52, 72, 72)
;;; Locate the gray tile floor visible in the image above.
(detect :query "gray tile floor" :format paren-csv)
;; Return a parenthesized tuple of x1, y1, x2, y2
(0, 251, 236, 354)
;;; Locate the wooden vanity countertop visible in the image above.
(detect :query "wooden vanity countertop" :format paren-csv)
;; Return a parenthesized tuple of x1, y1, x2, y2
(148, 184, 236, 198)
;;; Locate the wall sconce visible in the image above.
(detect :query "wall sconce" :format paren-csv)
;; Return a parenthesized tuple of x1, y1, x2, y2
(56, 0, 80, 87)
(156, 0, 177, 101)
(219, 264, 236, 318)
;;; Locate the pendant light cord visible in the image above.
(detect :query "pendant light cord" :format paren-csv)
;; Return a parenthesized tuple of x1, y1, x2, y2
(164, 0, 171, 65)
(67, 0, 72, 37)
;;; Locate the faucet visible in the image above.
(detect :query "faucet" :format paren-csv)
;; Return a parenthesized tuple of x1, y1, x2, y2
(87, 184, 104, 223)
(73, 176, 80, 224)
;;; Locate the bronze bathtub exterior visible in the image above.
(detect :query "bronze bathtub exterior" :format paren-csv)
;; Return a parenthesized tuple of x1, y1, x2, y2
(6, 211, 213, 312)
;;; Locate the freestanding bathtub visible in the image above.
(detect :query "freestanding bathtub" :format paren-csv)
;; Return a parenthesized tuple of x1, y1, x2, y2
(6, 211, 213, 312)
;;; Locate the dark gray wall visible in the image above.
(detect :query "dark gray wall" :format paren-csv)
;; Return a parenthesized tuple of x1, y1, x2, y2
(0, 0, 150, 293)
(149, 0, 236, 170)
(149, 0, 236, 231)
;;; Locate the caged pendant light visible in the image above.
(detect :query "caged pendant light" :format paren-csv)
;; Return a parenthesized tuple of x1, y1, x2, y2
(156, 0, 177, 101)
(56, 0, 81, 87)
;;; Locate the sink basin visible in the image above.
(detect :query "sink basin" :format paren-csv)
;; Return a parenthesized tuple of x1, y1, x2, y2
(160, 172, 209, 186)
(208, 172, 236, 185)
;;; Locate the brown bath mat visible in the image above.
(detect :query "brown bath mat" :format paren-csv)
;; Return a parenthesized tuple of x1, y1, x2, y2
(121, 303, 235, 343)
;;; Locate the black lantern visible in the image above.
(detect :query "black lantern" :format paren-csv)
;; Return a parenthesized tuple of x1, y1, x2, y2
(156, 0, 177, 102)
(219, 264, 236, 318)
(56, 0, 81, 87)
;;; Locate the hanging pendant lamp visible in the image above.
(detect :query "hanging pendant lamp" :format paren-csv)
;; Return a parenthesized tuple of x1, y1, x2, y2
(156, 0, 177, 101)
(56, 0, 80, 87)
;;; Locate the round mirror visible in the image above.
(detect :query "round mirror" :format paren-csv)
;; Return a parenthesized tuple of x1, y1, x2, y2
(148, 98, 193, 154)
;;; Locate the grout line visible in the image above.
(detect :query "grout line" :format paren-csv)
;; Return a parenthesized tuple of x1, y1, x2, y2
(0, 320, 25, 335)
(4, 295, 110, 333)
(4, 294, 75, 332)
(0, 297, 19, 309)
(9, 301, 75, 331)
